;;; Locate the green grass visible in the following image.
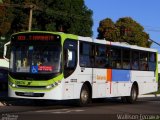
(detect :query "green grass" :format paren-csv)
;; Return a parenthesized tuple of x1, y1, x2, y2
(150, 88, 160, 95)
(153, 89, 160, 94)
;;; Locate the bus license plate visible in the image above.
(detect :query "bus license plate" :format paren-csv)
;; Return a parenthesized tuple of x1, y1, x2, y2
(24, 92, 34, 96)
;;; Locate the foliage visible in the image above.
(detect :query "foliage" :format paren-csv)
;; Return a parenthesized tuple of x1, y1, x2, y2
(0, 0, 93, 57)
(0, 0, 12, 57)
(0, 0, 12, 36)
(2, 0, 93, 36)
(97, 17, 152, 48)
(97, 18, 118, 42)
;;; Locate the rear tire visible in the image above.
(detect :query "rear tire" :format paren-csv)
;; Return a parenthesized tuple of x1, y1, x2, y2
(126, 85, 138, 104)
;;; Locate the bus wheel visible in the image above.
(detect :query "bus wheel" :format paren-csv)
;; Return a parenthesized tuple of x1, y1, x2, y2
(126, 85, 138, 104)
(78, 84, 91, 106)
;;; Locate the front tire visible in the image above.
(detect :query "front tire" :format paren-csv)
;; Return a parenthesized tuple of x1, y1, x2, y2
(77, 84, 91, 106)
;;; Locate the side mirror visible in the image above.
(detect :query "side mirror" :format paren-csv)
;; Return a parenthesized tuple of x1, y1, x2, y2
(3, 41, 10, 62)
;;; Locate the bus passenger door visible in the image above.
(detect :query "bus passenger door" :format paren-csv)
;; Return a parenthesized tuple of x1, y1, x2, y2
(78, 41, 93, 91)
(63, 39, 78, 99)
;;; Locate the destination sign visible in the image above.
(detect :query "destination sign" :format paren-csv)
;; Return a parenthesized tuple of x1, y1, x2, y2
(12, 33, 60, 41)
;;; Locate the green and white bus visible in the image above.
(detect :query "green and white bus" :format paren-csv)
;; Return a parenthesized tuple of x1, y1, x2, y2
(8, 31, 158, 105)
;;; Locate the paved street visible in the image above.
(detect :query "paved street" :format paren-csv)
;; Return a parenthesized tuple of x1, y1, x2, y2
(0, 96, 160, 120)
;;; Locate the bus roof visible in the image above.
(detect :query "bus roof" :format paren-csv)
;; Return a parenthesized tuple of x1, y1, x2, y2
(11, 31, 157, 53)
(79, 36, 157, 53)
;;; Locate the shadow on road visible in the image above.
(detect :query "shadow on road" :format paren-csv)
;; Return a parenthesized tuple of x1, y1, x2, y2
(1, 96, 160, 116)
(0, 96, 151, 107)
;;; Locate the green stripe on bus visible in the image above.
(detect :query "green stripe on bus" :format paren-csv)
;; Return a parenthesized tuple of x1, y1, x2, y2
(9, 73, 64, 92)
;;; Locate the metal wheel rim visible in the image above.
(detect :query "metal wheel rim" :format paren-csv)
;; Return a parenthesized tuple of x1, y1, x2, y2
(81, 89, 89, 104)
(132, 88, 137, 101)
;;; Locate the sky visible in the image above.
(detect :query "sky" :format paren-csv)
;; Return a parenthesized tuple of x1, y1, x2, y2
(85, 0, 160, 52)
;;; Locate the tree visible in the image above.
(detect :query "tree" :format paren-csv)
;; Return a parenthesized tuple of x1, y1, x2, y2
(97, 18, 118, 42)
(1, 0, 93, 36)
(0, 0, 3, 3)
(0, 0, 93, 57)
(97, 17, 152, 48)
(115, 17, 151, 47)
(0, 0, 12, 57)
(0, 0, 12, 36)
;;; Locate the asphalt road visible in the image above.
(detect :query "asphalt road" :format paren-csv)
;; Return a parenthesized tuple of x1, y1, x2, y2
(0, 96, 160, 120)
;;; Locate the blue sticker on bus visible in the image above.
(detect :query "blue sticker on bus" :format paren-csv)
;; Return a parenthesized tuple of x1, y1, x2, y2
(31, 66, 38, 73)
(112, 69, 130, 82)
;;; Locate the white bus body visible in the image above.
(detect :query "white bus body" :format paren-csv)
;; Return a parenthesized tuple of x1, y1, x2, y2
(8, 32, 158, 105)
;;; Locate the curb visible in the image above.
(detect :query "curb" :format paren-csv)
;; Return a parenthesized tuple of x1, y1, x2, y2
(138, 94, 160, 98)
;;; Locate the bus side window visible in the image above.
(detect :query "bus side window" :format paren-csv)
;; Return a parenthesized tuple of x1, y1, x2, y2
(122, 49, 131, 69)
(95, 44, 106, 68)
(131, 50, 139, 70)
(80, 42, 93, 68)
(110, 47, 122, 69)
(148, 52, 156, 71)
(140, 51, 148, 71)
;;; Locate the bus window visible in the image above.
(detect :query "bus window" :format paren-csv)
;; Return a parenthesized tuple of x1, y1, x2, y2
(80, 42, 93, 68)
(95, 44, 109, 68)
(131, 50, 139, 70)
(110, 47, 122, 69)
(148, 52, 156, 71)
(140, 51, 148, 71)
(122, 49, 131, 69)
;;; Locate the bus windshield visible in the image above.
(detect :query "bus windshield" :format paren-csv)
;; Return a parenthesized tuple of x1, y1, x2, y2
(10, 44, 62, 74)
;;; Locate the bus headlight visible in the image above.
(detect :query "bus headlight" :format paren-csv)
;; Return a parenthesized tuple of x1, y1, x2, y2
(9, 82, 17, 88)
(46, 85, 53, 89)
(46, 82, 59, 89)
